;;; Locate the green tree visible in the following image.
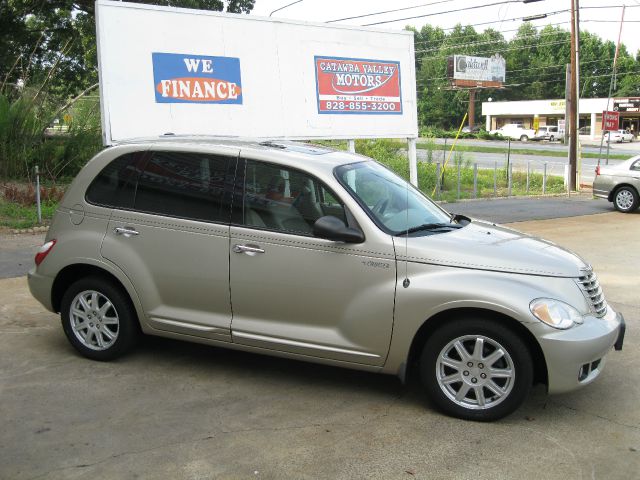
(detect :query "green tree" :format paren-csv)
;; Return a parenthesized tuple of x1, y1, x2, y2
(411, 19, 640, 130)
(0, 0, 255, 99)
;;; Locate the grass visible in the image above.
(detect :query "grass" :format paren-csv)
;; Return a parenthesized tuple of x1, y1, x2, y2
(0, 198, 58, 229)
(434, 167, 566, 202)
(352, 145, 567, 202)
(416, 141, 631, 160)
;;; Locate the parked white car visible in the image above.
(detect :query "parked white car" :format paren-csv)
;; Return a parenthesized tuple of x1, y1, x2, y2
(606, 130, 633, 143)
(533, 125, 559, 142)
(490, 124, 536, 142)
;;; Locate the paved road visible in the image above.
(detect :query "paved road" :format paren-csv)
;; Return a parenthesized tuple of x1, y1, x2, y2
(428, 136, 640, 155)
(416, 149, 617, 185)
(0, 232, 45, 280)
(443, 193, 620, 224)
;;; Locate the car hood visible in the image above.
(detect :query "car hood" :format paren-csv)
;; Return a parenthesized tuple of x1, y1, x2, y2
(397, 219, 589, 277)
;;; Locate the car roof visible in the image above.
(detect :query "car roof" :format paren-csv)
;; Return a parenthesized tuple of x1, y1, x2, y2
(602, 155, 639, 171)
(111, 136, 370, 171)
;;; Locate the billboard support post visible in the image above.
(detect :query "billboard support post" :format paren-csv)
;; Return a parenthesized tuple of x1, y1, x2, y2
(347, 139, 356, 153)
(408, 138, 418, 187)
(468, 89, 476, 129)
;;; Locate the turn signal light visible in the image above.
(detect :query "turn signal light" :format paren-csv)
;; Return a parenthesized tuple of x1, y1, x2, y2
(35, 239, 56, 266)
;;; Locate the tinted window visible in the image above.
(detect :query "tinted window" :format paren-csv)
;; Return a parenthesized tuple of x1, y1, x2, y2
(630, 160, 640, 171)
(85, 152, 147, 209)
(134, 151, 234, 223)
(242, 160, 346, 234)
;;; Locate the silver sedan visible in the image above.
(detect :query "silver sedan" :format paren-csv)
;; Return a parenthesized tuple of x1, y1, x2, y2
(593, 156, 640, 212)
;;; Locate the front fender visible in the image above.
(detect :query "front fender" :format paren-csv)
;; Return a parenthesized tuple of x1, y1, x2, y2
(382, 262, 582, 376)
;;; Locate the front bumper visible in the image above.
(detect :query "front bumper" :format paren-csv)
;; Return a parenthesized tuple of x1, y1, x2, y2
(27, 268, 56, 312)
(530, 306, 624, 394)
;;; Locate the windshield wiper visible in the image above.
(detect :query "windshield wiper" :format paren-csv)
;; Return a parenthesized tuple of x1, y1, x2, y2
(402, 222, 463, 235)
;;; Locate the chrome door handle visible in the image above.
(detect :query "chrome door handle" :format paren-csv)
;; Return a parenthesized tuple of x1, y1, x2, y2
(233, 244, 265, 255)
(114, 227, 140, 237)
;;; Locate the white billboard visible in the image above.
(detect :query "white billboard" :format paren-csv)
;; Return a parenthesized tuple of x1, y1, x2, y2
(95, 0, 418, 145)
(452, 54, 506, 83)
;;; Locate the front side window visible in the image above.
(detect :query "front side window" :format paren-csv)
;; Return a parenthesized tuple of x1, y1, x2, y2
(335, 161, 454, 235)
(242, 160, 346, 235)
(134, 151, 234, 223)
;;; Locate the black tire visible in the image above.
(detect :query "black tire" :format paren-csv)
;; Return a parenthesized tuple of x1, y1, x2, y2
(60, 276, 139, 361)
(519, 135, 529, 142)
(613, 186, 640, 213)
(419, 318, 533, 421)
(549, 135, 555, 142)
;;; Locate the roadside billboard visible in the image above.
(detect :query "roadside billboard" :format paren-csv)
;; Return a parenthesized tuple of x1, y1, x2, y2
(96, 0, 417, 144)
(613, 98, 640, 113)
(447, 54, 505, 88)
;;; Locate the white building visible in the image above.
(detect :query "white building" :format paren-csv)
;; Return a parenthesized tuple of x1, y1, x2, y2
(482, 97, 640, 139)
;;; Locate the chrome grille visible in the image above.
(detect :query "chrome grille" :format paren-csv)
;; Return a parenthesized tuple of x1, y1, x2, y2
(577, 270, 607, 317)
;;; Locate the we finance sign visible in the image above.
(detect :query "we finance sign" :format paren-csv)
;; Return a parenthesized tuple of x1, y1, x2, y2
(152, 52, 242, 104)
(314, 56, 402, 114)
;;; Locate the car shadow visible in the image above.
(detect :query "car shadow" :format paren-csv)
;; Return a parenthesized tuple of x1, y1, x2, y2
(129, 334, 420, 402)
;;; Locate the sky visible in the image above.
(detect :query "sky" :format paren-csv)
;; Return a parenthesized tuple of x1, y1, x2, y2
(251, 0, 640, 57)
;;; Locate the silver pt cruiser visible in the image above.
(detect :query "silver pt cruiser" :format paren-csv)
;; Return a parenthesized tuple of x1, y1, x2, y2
(28, 138, 625, 421)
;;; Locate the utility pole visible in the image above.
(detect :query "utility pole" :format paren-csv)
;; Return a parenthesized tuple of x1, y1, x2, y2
(468, 89, 476, 130)
(568, 0, 579, 191)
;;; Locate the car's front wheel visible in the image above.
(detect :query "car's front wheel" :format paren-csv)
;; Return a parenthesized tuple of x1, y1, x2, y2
(61, 276, 139, 361)
(420, 318, 533, 421)
(519, 135, 529, 142)
(613, 186, 639, 213)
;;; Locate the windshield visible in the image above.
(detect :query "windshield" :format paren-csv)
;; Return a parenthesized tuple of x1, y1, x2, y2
(335, 161, 455, 235)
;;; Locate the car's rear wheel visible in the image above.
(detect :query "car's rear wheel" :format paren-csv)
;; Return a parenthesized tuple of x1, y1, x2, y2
(61, 276, 139, 361)
(613, 186, 639, 213)
(519, 135, 529, 142)
(549, 135, 555, 142)
(420, 318, 533, 421)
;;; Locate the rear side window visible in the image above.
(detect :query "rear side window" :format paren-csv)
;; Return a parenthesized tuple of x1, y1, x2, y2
(134, 151, 234, 223)
(85, 152, 147, 209)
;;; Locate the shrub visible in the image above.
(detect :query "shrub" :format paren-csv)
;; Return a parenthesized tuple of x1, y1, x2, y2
(0, 88, 102, 182)
(1, 182, 65, 206)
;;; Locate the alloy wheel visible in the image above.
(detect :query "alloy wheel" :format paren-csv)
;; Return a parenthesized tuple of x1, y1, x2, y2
(435, 335, 515, 410)
(615, 189, 634, 211)
(69, 290, 120, 351)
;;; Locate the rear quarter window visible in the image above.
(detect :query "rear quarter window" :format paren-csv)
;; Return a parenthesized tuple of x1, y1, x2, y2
(134, 151, 235, 223)
(85, 152, 147, 209)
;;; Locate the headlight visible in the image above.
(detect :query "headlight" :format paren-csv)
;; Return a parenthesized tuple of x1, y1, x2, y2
(529, 298, 584, 330)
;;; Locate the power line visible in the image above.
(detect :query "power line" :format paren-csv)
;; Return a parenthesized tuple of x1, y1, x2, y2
(412, 21, 570, 48)
(362, 1, 520, 26)
(416, 27, 570, 54)
(582, 19, 640, 23)
(415, 69, 640, 91)
(325, 0, 454, 24)
(416, 59, 613, 83)
(416, 38, 572, 58)
(363, 2, 640, 27)
(501, 69, 640, 87)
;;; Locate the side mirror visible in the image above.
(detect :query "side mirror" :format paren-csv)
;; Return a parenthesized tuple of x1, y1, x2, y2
(313, 216, 365, 244)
